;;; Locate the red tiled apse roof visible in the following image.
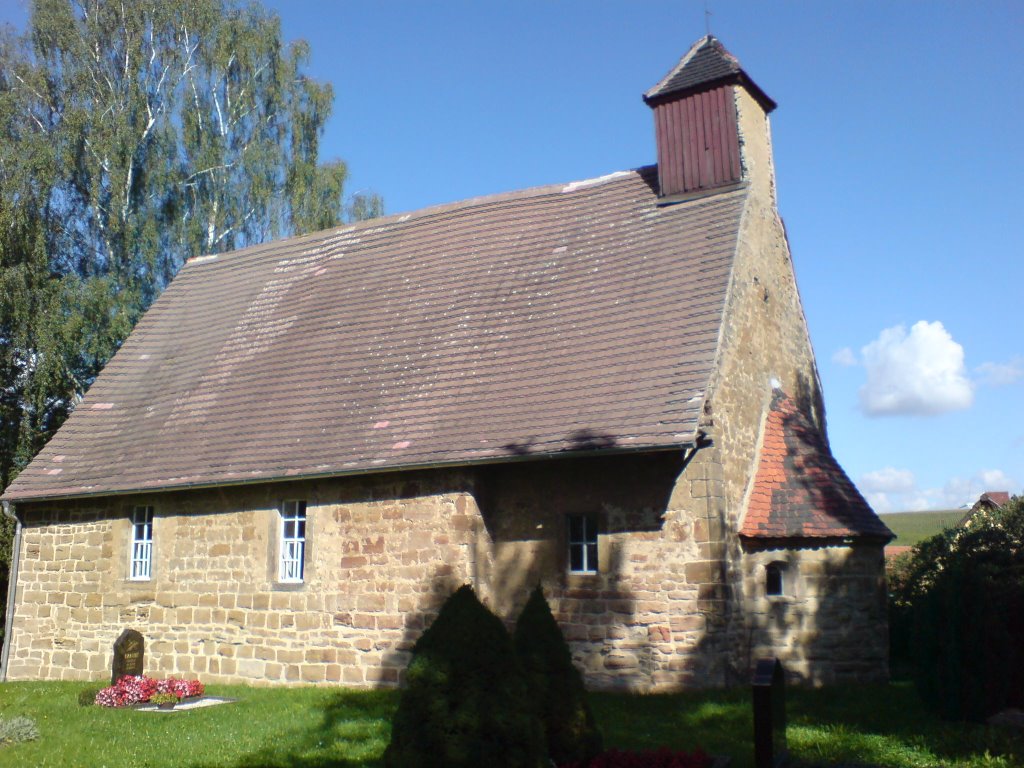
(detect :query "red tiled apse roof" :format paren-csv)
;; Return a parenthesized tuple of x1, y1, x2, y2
(740, 390, 893, 541)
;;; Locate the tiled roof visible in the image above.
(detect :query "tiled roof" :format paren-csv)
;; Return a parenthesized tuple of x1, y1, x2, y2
(740, 390, 893, 541)
(885, 545, 912, 559)
(979, 491, 1010, 508)
(960, 490, 1013, 526)
(958, 493, 1015, 528)
(4, 168, 748, 501)
(644, 36, 776, 113)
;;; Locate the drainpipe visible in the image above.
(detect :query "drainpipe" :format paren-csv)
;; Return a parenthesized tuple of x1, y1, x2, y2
(1, 500, 21, 682)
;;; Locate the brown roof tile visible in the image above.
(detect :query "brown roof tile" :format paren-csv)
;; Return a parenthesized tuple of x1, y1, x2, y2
(980, 491, 1010, 508)
(644, 36, 776, 113)
(885, 545, 912, 559)
(740, 390, 893, 541)
(5, 167, 748, 501)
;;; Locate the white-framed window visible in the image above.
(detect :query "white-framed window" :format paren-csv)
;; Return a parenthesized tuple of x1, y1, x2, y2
(567, 514, 598, 574)
(279, 500, 307, 583)
(129, 505, 154, 581)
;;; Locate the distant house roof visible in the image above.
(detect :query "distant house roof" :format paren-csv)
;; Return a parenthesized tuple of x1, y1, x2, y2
(884, 545, 912, 560)
(4, 168, 748, 502)
(958, 490, 1012, 526)
(643, 35, 776, 113)
(740, 390, 893, 541)
(978, 491, 1010, 509)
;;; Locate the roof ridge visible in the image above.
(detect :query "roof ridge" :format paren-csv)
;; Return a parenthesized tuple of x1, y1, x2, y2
(643, 36, 775, 113)
(644, 36, 739, 101)
(184, 165, 659, 270)
(645, 36, 714, 100)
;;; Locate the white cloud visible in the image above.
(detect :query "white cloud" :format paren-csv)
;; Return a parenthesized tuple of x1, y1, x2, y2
(859, 467, 916, 494)
(864, 491, 894, 513)
(978, 469, 1015, 491)
(860, 468, 1019, 512)
(865, 489, 939, 514)
(976, 356, 1024, 387)
(832, 347, 858, 367)
(937, 471, 1017, 508)
(858, 321, 973, 416)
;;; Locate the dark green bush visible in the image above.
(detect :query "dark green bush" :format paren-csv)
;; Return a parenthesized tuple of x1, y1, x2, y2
(514, 585, 602, 765)
(890, 496, 1024, 720)
(77, 686, 103, 707)
(384, 584, 547, 768)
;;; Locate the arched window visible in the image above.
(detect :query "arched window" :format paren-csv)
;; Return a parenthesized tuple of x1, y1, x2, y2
(765, 562, 785, 597)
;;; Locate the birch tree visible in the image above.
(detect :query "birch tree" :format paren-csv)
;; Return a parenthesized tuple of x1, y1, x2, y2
(0, 0, 380, 616)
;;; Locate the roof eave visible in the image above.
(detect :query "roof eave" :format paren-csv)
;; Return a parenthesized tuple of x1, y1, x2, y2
(739, 531, 896, 546)
(643, 72, 777, 114)
(2, 439, 696, 505)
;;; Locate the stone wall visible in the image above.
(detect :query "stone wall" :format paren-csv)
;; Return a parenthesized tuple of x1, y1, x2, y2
(5, 452, 734, 690)
(6, 470, 480, 686)
(709, 84, 824, 532)
(699, 84, 888, 683)
(474, 452, 730, 690)
(738, 542, 889, 684)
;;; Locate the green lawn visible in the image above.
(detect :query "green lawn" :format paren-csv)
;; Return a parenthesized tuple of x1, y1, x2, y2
(1, 681, 1022, 767)
(880, 510, 964, 546)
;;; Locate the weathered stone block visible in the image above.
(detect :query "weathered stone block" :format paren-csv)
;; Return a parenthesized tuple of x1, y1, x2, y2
(684, 561, 722, 584)
(366, 666, 399, 684)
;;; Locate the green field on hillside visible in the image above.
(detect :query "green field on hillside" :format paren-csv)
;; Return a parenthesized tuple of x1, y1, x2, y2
(880, 510, 964, 546)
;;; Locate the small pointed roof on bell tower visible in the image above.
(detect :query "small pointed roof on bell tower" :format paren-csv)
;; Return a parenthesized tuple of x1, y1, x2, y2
(644, 35, 776, 113)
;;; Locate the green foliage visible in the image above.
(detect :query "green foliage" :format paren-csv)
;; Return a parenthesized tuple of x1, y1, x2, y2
(889, 495, 1024, 720)
(347, 190, 385, 223)
(76, 686, 102, 707)
(0, 513, 12, 645)
(0, 0, 381, 629)
(0, 715, 38, 746)
(384, 585, 547, 768)
(513, 585, 602, 765)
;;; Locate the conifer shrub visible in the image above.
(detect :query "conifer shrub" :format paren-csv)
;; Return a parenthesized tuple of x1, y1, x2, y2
(384, 584, 547, 768)
(891, 496, 1024, 720)
(514, 585, 602, 765)
(77, 686, 103, 707)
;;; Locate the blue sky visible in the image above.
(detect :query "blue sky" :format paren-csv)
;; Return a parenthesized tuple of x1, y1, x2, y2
(3, 1, 1021, 512)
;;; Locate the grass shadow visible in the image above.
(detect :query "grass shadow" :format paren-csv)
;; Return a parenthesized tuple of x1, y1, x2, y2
(591, 688, 753, 764)
(4, 681, 1022, 768)
(593, 683, 1024, 768)
(188, 689, 396, 768)
(787, 683, 1024, 768)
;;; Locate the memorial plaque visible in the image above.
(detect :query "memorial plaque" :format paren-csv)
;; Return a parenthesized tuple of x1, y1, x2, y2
(111, 628, 145, 684)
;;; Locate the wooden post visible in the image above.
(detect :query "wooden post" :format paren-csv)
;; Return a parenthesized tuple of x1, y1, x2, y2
(753, 658, 787, 768)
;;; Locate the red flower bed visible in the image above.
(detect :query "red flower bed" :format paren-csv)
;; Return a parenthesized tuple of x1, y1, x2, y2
(560, 747, 712, 768)
(155, 677, 205, 698)
(94, 675, 206, 707)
